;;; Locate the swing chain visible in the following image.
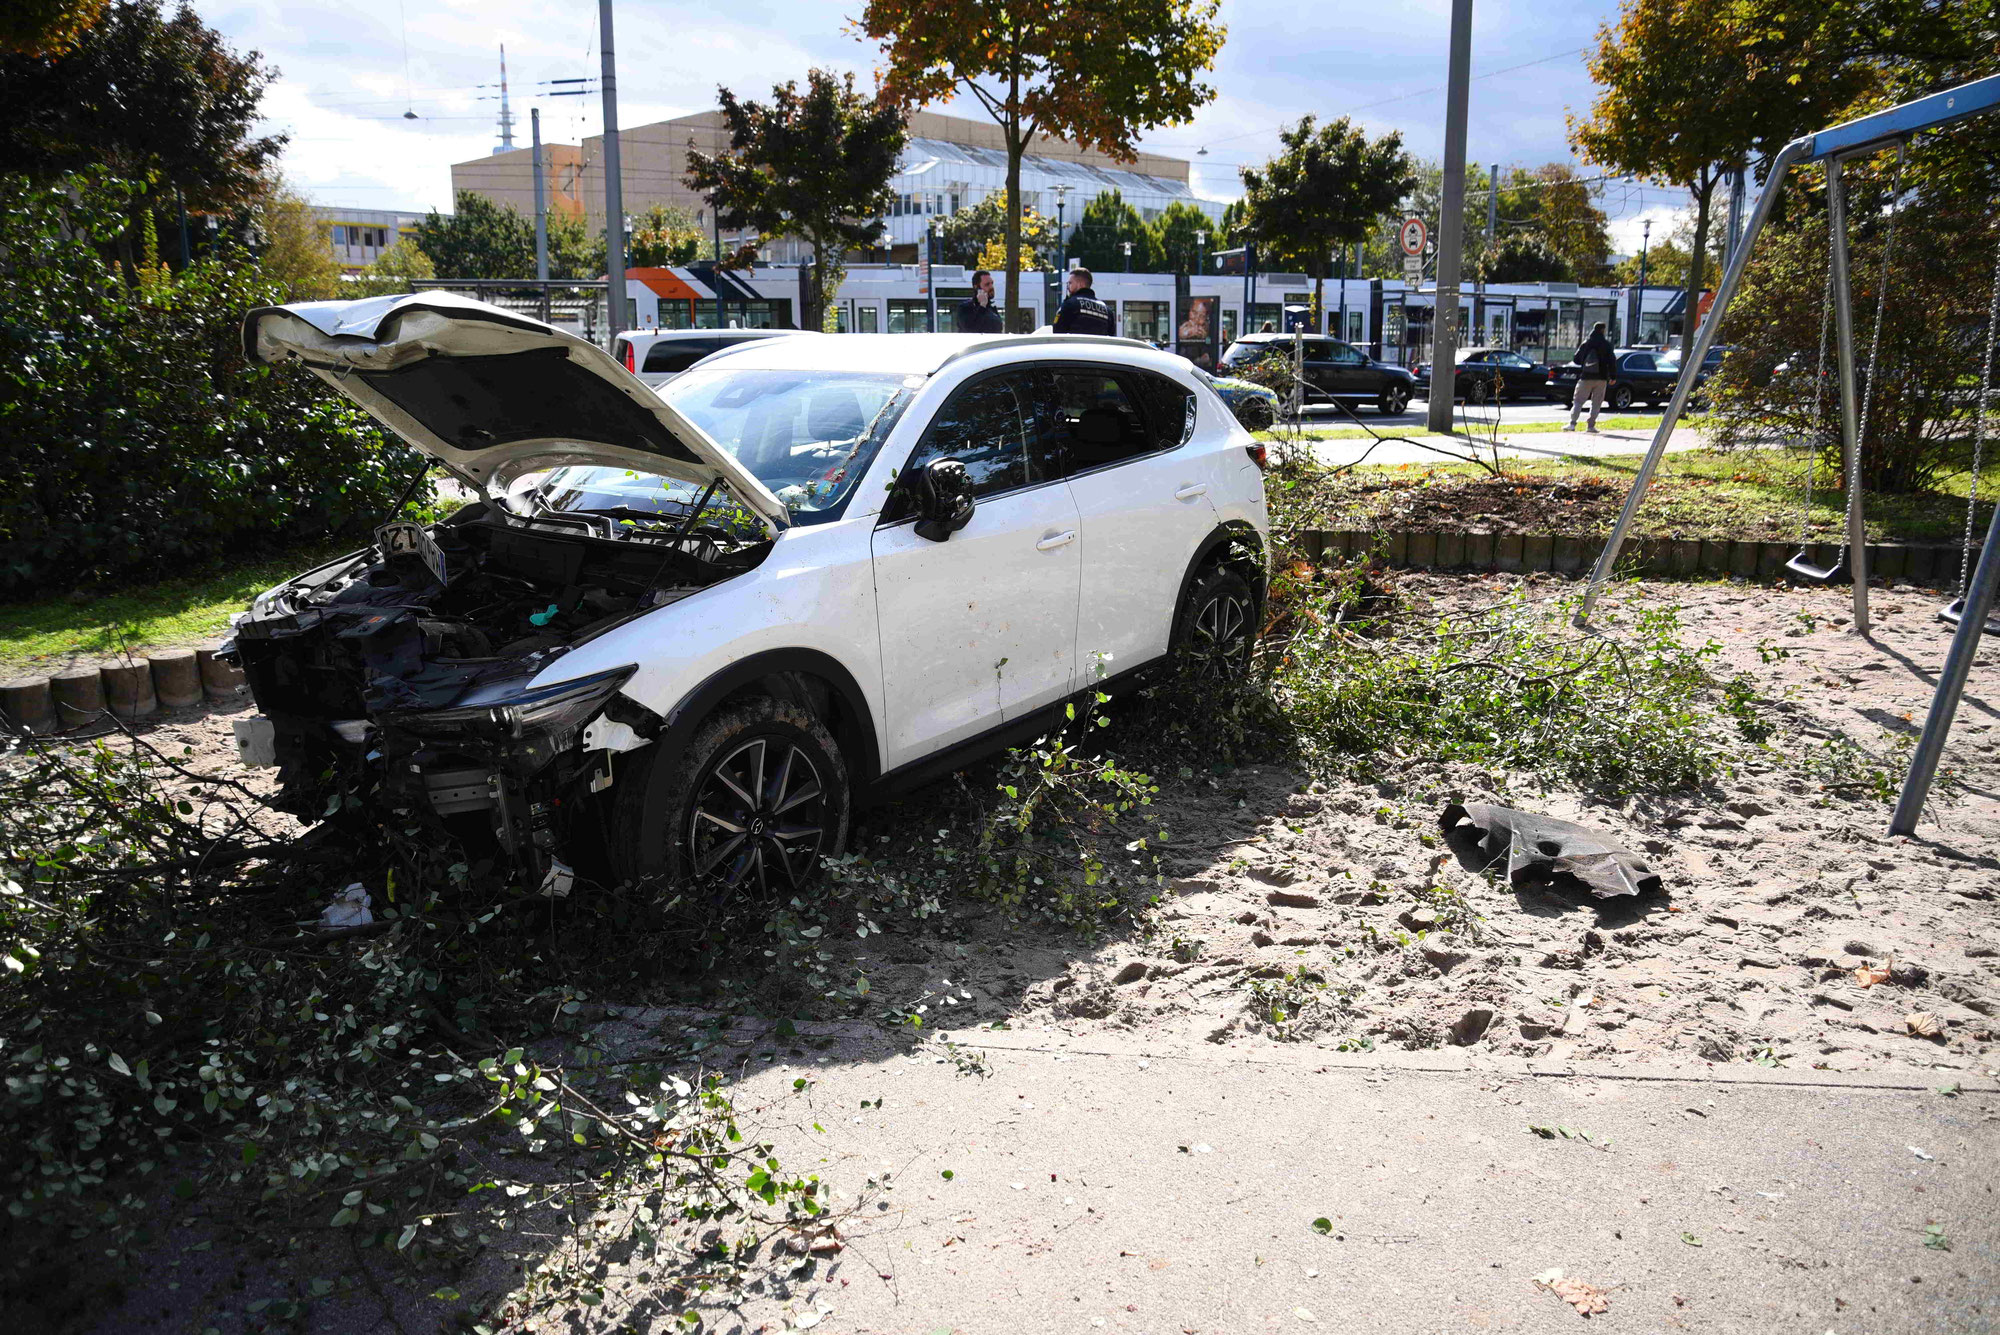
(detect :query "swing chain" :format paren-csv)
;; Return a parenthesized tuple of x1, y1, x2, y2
(1959, 223, 2000, 595)
(1798, 248, 1838, 546)
(1850, 143, 1908, 519)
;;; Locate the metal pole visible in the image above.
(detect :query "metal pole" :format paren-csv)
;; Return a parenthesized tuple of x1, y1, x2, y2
(1475, 161, 1496, 337)
(1634, 219, 1651, 343)
(926, 220, 938, 332)
(1827, 161, 1872, 633)
(597, 0, 628, 340)
(1890, 496, 2000, 835)
(1426, 0, 1474, 433)
(1577, 138, 1807, 624)
(1243, 241, 1255, 334)
(1337, 244, 1349, 343)
(1725, 166, 1748, 268)
(531, 108, 550, 283)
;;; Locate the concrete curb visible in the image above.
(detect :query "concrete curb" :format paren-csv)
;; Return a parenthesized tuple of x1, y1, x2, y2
(1303, 528, 1980, 584)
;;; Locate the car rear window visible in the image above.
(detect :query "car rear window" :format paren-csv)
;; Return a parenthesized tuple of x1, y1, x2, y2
(642, 343, 713, 374)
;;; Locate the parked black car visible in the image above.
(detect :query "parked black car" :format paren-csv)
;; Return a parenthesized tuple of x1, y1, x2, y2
(1413, 346, 1553, 402)
(1219, 334, 1417, 415)
(1547, 348, 1713, 410)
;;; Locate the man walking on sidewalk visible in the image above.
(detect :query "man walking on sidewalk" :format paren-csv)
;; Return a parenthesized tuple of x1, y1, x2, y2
(1566, 321, 1615, 433)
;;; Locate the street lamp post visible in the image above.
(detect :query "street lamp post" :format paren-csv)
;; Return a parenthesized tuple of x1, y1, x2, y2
(1122, 239, 1132, 272)
(1635, 219, 1652, 346)
(1051, 183, 1072, 269)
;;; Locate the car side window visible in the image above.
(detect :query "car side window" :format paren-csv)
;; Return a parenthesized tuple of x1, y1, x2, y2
(1131, 371, 1196, 452)
(1302, 339, 1335, 362)
(643, 343, 712, 374)
(1623, 353, 1655, 372)
(1331, 343, 1366, 365)
(899, 372, 1036, 504)
(1049, 369, 1157, 471)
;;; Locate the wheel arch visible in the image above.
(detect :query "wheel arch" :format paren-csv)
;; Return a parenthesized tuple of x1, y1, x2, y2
(660, 649, 883, 787)
(1172, 522, 1268, 638)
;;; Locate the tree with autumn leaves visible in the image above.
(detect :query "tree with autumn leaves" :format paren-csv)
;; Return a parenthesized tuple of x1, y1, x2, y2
(859, 0, 1225, 327)
(1568, 0, 1864, 346)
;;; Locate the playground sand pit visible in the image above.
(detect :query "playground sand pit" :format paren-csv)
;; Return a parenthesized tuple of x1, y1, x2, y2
(855, 574, 2000, 1078)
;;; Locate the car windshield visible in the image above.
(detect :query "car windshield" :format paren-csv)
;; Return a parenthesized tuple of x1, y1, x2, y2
(549, 366, 918, 526)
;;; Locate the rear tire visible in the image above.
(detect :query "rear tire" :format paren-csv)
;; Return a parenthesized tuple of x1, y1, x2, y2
(1608, 384, 1636, 410)
(1173, 566, 1257, 681)
(1239, 399, 1275, 431)
(610, 696, 850, 893)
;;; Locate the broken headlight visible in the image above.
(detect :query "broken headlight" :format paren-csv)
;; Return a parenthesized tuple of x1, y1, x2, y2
(390, 665, 637, 751)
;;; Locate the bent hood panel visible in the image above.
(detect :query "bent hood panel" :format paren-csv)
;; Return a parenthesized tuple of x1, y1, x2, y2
(242, 292, 787, 532)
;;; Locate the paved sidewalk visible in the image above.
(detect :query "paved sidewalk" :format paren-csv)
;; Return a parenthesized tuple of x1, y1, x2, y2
(688, 1026, 1998, 1335)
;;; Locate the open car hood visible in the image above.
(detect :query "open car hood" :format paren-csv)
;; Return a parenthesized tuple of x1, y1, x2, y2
(243, 292, 788, 533)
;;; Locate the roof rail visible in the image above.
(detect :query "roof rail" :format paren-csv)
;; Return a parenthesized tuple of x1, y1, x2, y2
(935, 332, 1160, 373)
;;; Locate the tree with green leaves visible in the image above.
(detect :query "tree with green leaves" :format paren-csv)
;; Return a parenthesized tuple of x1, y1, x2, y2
(352, 238, 437, 297)
(1241, 115, 1414, 320)
(0, 0, 285, 274)
(860, 0, 1225, 325)
(1149, 200, 1218, 274)
(628, 202, 704, 268)
(935, 193, 1055, 269)
(412, 191, 533, 279)
(1068, 189, 1162, 274)
(685, 68, 906, 333)
(1570, 0, 1859, 346)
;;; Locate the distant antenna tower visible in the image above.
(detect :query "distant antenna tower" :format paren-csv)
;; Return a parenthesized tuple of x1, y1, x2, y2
(492, 44, 516, 154)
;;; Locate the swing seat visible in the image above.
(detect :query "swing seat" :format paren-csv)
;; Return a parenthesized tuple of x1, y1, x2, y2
(1784, 548, 1852, 585)
(1938, 598, 2000, 635)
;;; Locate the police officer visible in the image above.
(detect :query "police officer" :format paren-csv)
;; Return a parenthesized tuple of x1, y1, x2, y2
(1052, 267, 1115, 336)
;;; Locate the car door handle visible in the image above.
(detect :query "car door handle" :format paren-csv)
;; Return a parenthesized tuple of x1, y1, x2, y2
(1035, 529, 1077, 551)
(1174, 484, 1209, 500)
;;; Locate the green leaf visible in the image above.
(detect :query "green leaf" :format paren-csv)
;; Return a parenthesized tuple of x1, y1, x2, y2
(1681, 1231, 1701, 1246)
(941, 1169, 955, 1180)
(1311, 1217, 1333, 1234)
(108, 1052, 131, 1077)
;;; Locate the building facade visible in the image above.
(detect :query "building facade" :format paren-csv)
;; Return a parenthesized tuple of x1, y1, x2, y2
(450, 109, 1227, 268)
(310, 207, 427, 275)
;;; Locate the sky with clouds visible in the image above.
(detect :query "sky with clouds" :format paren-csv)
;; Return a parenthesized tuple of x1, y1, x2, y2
(209, 0, 1692, 254)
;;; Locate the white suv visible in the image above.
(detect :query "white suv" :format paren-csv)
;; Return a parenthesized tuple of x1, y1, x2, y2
(232, 292, 1268, 895)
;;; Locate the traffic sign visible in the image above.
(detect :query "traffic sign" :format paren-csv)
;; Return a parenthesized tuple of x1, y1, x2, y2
(1399, 216, 1428, 257)
(1402, 255, 1424, 282)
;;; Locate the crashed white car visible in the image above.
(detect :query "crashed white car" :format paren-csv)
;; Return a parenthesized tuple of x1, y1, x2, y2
(230, 293, 1268, 895)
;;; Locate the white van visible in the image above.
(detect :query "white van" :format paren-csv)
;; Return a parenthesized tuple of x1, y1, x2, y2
(613, 328, 811, 389)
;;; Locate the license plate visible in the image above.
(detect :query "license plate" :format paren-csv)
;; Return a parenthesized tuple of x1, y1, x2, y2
(374, 521, 447, 584)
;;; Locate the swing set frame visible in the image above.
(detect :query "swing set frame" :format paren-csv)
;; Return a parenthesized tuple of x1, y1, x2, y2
(1575, 72, 2000, 838)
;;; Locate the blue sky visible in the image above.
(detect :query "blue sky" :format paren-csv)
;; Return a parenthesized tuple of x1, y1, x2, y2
(210, 0, 1691, 250)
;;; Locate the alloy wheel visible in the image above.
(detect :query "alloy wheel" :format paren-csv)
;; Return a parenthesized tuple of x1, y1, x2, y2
(1383, 387, 1409, 414)
(687, 736, 826, 893)
(1189, 591, 1253, 676)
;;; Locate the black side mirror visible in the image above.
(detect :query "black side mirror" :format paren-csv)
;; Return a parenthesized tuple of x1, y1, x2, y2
(912, 459, 975, 543)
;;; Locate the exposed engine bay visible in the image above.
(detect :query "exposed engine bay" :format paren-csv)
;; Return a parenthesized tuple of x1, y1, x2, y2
(226, 500, 769, 885)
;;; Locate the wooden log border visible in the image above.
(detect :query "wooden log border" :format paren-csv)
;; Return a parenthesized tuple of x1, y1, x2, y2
(1301, 530, 1981, 585)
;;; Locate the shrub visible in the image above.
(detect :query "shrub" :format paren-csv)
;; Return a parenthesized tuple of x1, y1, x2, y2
(0, 171, 429, 598)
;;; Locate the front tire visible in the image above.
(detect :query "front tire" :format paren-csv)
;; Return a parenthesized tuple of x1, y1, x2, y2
(611, 696, 850, 893)
(1378, 384, 1410, 416)
(1239, 399, 1275, 431)
(1173, 565, 1257, 681)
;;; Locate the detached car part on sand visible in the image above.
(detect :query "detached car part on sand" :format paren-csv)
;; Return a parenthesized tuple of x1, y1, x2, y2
(228, 293, 1270, 898)
(1439, 802, 1663, 899)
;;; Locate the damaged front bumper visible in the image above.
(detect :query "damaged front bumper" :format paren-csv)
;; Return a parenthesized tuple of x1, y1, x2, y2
(233, 664, 651, 887)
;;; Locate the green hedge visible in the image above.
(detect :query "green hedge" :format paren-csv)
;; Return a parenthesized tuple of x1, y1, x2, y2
(0, 173, 430, 599)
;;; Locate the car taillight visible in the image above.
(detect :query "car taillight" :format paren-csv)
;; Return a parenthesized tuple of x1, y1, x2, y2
(623, 342, 636, 372)
(1247, 441, 1268, 471)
